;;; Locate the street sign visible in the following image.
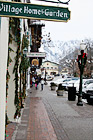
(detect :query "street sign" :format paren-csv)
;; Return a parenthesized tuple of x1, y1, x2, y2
(27, 52, 46, 57)
(0, 1, 70, 22)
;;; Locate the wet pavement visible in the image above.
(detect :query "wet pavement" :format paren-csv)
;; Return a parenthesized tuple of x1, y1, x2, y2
(6, 123, 17, 140)
(6, 83, 93, 140)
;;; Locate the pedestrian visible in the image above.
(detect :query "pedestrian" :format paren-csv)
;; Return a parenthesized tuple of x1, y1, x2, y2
(32, 77, 35, 87)
(35, 78, 38, 90)
(41, 78, 44, 90)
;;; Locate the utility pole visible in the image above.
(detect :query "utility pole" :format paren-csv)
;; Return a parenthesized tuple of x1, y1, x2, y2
(0, 17, 9, 140)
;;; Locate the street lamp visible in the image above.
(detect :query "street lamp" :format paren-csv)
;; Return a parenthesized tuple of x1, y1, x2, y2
(77, 41, 87, 106)
(44, 69, 47, 85)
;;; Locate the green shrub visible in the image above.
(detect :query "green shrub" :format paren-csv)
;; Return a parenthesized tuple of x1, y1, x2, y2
(50, 82, 57, 87)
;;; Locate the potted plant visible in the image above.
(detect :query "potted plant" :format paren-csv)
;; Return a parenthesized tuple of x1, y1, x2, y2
(50, 82, 57, 90)
(56, 84, 65, 96)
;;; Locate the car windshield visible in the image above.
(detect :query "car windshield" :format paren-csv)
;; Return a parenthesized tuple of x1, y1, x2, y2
(62, 79, 71, 82)
(71, 77, 79, 80)
(56, 79, 65, 82)
(84, 80, 93, 85)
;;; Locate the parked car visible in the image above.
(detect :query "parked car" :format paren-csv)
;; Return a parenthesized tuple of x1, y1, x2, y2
(82, 83, 93, 104)
(86, 90, 93, 104)
(74, 79, 93, 99)
(82, 83, 93, 94)
(51, 77, 78, 88)
(83, 79, 93, 88)
(50, 78, 66, 86)
(54, 74, 60, 76)
(46, 75, 54, 81)
(85, 84, 93, 104)
(62, 77, 79, 90)
(74, 79, 93, 94)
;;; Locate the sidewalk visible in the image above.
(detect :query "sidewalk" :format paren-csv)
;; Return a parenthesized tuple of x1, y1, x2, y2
(7, 85, 58, 140)
(27, 97, 57, 140)
(6, 84, 93, 140)
(6, 122, 17, 140)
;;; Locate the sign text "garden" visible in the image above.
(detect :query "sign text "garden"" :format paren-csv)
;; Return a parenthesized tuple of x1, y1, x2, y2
(0, 1, 70, 22)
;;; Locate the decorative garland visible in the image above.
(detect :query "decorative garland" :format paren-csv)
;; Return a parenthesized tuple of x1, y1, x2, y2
(5, 18, 14, 139)
(20, 35, 30, 101)
(6, 17, 30, 140)
(13, 18, 21, 119)
(5, 0, 30, 138)
(13, 21, 30, 119)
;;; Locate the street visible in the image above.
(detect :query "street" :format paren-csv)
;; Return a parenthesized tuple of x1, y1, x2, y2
(7, 80, 93, 140)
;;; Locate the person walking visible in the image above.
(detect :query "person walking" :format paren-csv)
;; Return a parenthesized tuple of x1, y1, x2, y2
(41, 78, 44, 90)
(35, 78, 38, 90)
(32, 77, 35, 87)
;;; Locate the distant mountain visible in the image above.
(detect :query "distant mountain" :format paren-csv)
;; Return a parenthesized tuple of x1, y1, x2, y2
(39, 40, 80, 63)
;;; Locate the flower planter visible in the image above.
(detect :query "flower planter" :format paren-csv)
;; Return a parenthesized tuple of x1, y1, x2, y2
(56, 90, 64, 96)
(51, 85, 56, 90)
(50, 82, 57, 91)
(56, 84, 65, 96)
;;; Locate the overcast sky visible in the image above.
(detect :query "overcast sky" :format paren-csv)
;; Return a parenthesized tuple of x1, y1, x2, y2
(39, 0, 93, 41)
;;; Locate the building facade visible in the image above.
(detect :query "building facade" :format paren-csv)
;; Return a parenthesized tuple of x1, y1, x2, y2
(41, 61, 59, 76)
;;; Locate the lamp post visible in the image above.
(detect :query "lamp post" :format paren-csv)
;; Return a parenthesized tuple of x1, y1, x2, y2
(77, 41, 87, 106)
(44, 69, 47, 85)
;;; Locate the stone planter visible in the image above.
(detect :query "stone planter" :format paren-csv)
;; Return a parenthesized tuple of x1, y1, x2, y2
(51, 85, 56, 91)
(56, 90, 64, 96)
(56, 84, 65, 96)
(50, 82, 57, 91)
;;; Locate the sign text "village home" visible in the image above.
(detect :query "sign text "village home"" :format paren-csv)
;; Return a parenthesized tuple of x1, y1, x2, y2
(0, 1, 70, 22)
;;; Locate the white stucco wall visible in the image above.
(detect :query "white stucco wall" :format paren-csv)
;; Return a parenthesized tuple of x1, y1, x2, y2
(7, 39, 18, 122)
(0, 17, 9, 140)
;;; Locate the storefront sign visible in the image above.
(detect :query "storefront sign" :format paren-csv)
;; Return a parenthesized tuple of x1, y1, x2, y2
(32, 59, 39, 66)
(0, 1, 70, 22)
(27, 52, 46, 58)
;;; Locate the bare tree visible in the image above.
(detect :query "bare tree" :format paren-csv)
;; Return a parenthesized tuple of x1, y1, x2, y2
(84, 39, 93, 77)
(59, 48, 79, 76)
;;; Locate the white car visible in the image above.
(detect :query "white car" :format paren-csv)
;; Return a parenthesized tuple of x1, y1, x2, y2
(46, 75, 53, 81)
(82, 83, 93, 94)
(75, 79, 93, 96)
(83, 79, 93, 88)
(74, 79, 89, 93)
(50, 78, 66, 86)
(62, 77, 79, 89)
(83, 83, 93, 104)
